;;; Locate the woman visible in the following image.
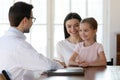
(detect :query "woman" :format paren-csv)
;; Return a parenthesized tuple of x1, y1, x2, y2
(56, 12, 82, 67)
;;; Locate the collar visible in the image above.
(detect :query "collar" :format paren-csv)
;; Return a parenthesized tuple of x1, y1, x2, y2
(6, 27, 26, 40)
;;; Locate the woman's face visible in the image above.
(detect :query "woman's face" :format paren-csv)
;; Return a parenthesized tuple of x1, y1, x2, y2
(65, 19, 80, 37)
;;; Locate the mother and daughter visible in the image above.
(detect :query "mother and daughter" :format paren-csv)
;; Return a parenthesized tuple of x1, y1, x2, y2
(56, 13, 106, 67)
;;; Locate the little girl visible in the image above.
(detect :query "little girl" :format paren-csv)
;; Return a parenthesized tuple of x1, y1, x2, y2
(69, 17, 107, 67)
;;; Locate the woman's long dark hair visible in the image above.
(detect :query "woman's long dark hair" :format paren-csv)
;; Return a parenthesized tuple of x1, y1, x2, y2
(64, 12, 82, 39)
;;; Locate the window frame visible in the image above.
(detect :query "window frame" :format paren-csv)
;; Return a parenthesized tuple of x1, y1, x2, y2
(0, 0, 110, 60)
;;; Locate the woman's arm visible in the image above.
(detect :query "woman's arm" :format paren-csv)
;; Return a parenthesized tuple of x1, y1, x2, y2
(56, 42, 66, 67)
(68, 52, 80, 67)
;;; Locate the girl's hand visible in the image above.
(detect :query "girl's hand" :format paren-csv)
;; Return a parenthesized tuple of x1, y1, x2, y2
(80, 61, 89, 67)
(76, 60, 82, 66)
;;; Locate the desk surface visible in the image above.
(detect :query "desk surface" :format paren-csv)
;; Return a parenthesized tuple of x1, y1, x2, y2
(24, 66, 120, 80)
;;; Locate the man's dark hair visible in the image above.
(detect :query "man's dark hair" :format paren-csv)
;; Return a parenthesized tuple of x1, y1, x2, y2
(64, 12, 82, 39)
(9, 2, 33, 27)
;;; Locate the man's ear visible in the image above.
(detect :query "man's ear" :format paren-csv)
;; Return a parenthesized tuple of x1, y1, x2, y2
(22, 17, 28, 24)
(18, 17, 28, 29)
(94, 29, 97, 33)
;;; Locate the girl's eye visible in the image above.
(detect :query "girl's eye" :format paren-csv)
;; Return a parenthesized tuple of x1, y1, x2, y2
(84, 30, 89, 32)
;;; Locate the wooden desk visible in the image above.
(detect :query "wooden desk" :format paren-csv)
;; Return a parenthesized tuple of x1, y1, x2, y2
(22, 66, 120, 80)
(0, 74, 5, 80)
(42, 66, 120, 80)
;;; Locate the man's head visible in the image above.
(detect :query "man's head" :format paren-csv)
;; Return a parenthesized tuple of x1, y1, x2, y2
(9, 2, 34, 33)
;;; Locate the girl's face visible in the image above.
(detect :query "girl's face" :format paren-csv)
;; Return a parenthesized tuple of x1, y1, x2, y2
(65, 19, 80, 37)
(79, 23, 96, 41)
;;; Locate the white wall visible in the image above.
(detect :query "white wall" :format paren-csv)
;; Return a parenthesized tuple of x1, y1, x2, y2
(109, 0, 120, 64)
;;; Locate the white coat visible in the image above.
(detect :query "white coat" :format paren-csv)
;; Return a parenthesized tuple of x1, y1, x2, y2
(0, 27, 63, 80)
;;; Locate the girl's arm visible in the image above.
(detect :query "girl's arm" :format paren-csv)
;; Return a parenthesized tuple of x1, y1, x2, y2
(68, 52, 80, 67)
(88, 51, 107, 67)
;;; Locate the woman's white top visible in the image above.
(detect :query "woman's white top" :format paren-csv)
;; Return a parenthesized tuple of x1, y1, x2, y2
(56, 39, 78, 66)
(0, 27, 63, 80)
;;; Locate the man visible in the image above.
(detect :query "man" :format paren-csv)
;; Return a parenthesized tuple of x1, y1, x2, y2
(0, 2, 63, 80)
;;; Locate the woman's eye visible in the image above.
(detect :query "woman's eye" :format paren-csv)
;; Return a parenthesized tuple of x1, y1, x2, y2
(79, 30, 82, 32)
(66, 25, 71, 28)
